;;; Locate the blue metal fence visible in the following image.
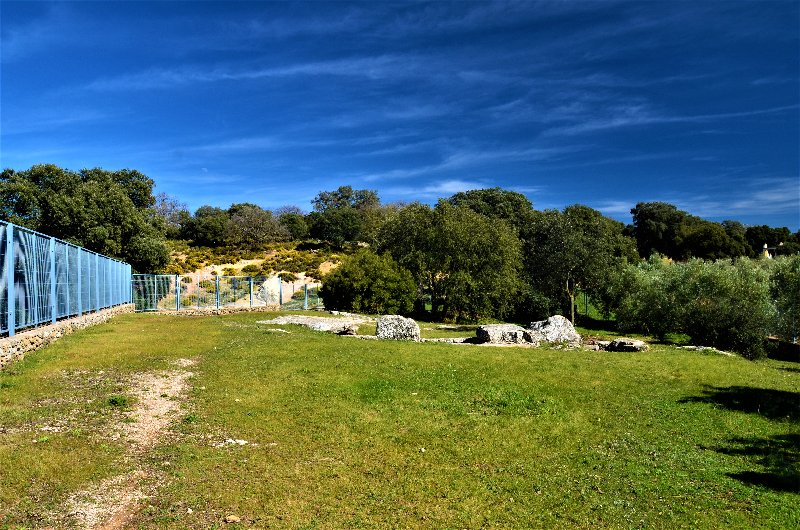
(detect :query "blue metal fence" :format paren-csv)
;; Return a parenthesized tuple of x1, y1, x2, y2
(0, 221, 132, 336)
(131, 274, 322, 312)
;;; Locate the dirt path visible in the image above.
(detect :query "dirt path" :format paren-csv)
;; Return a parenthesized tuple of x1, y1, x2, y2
(61, 359, 196, 529)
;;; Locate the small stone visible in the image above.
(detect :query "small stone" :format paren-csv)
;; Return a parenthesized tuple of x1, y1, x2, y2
(605, 338, 649, 352)
(225, 514, 241, 523)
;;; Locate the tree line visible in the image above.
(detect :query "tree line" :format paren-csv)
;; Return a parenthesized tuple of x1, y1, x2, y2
(1, 165, 797, 358)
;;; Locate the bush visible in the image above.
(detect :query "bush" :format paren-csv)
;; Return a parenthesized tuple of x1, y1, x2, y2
(198, 279, 215, 290)
(320, 249, 415, 315)
(241, 264, 260, 275)
(616, 257, 774, 359)
(770, 255, 800, 343)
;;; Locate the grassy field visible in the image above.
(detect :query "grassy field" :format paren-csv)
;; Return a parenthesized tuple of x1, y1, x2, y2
(0, 312, 798, 529)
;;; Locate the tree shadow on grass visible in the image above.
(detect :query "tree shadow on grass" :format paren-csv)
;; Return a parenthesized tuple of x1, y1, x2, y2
(715, 434, 800, 493)
(680, 386, 800, 422)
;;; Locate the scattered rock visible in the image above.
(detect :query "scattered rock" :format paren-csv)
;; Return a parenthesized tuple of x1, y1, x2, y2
(376, 315, 421, 341)
(476, 324, 529, 344)
(605, 338, 649, 352)
(214, 438, 250, 447)
(527, 315, 581, 347)
(680, 345, 735, 356)
(257, 315, 366, 335)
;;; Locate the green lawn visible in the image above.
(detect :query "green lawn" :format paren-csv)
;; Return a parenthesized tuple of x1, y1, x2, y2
(1, 312, 798, 528)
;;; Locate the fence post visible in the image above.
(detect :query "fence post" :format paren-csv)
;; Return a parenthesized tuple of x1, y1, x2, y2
(175, 274, 181, 311)
(6, 224, 15, 336)
(249, 277, 253, 307)
(215, 275, 220, 309)
(94, 253, 100, 312)
(77, 250, 82, 315)
(279, 280, 283, 306)
(304, 284, 308, 310)
(65, 246, 70, 316)
(49, 237, 56, 324)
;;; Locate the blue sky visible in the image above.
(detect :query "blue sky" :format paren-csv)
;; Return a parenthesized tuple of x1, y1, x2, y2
(1, 1, 798, 229)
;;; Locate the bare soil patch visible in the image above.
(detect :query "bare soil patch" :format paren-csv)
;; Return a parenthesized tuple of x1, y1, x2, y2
(58, 358, 196, 529)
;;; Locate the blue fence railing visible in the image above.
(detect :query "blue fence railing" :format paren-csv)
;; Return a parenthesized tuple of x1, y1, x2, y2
(131, 274, 322, 312)
(0, 221, 132, 336)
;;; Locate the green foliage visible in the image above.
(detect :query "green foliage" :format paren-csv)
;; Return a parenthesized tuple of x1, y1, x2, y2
(241, 264, 261, 275)
(225, 203, 289, 248)
(308, 207, 363, 247)
(278, 272, 298, 282)
(260, 246, 336, 279)
(447, 187, 534, 232)
(769, 255, 800, 343)
(312, 185, 379, 212)
(277, 212, 309, 240)
(521, 206, 637, 322)
(378, 202, 522, 321)
(0, 164, 169, 272)
(616, 258, 774, 358)
(107, 395, 131, 408)
(746, 225, 799, 256)
(321, 249, 415, 314)
(630, 202, 792, 261)
(180, 205, 229, 247)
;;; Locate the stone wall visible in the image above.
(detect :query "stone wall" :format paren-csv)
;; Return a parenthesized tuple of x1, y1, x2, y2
(142, 306, 280, 317)
(0, 304, 135, 370)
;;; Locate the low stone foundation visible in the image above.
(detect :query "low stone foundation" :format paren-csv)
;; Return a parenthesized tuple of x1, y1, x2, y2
(140, 306, 280, 317)
(0, 304, 135, 370)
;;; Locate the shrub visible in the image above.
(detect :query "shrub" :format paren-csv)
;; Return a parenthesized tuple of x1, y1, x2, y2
(198, 279, 215, 290)
(279, 272, 298, 282)
(770, 255, 800, 343)
(320, 249, 415, 315)
(241, 264, 260, 275)
(616, 257, 774, 359)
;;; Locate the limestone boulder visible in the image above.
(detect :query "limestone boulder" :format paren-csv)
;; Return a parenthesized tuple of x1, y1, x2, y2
(605, 338, 649, 352)
(376, 315, 420, 341)
(476, 324, 530, 344)
(527, 315, 581, 346)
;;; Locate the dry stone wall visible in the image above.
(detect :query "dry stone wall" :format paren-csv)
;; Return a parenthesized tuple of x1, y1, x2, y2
(0, 304, 135, 370)
(147, 306, 280, 317)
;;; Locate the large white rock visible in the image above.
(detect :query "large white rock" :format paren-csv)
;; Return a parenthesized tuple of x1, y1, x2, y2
(476, 324, 529, 344)
(376, 315, 420, 341)
(527, 315, 581, 346)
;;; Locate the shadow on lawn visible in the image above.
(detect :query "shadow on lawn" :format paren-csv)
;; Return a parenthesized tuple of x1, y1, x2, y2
(715, 434, 800, 493)
(685, 386, 800, 492)
(681, 385, 800, 422)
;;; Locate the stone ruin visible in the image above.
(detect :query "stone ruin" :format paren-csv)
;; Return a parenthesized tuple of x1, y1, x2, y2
(376, 315, 421, 341)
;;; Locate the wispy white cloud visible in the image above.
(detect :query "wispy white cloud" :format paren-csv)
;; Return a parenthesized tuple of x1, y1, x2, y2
(82, 55, 422, 91)
(385, 178, 490, 198)
(593, 177, 799, 223)
(361, 145, 577, 182)
(2, 108, 116, 135)
(543, 104, 799, 136)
